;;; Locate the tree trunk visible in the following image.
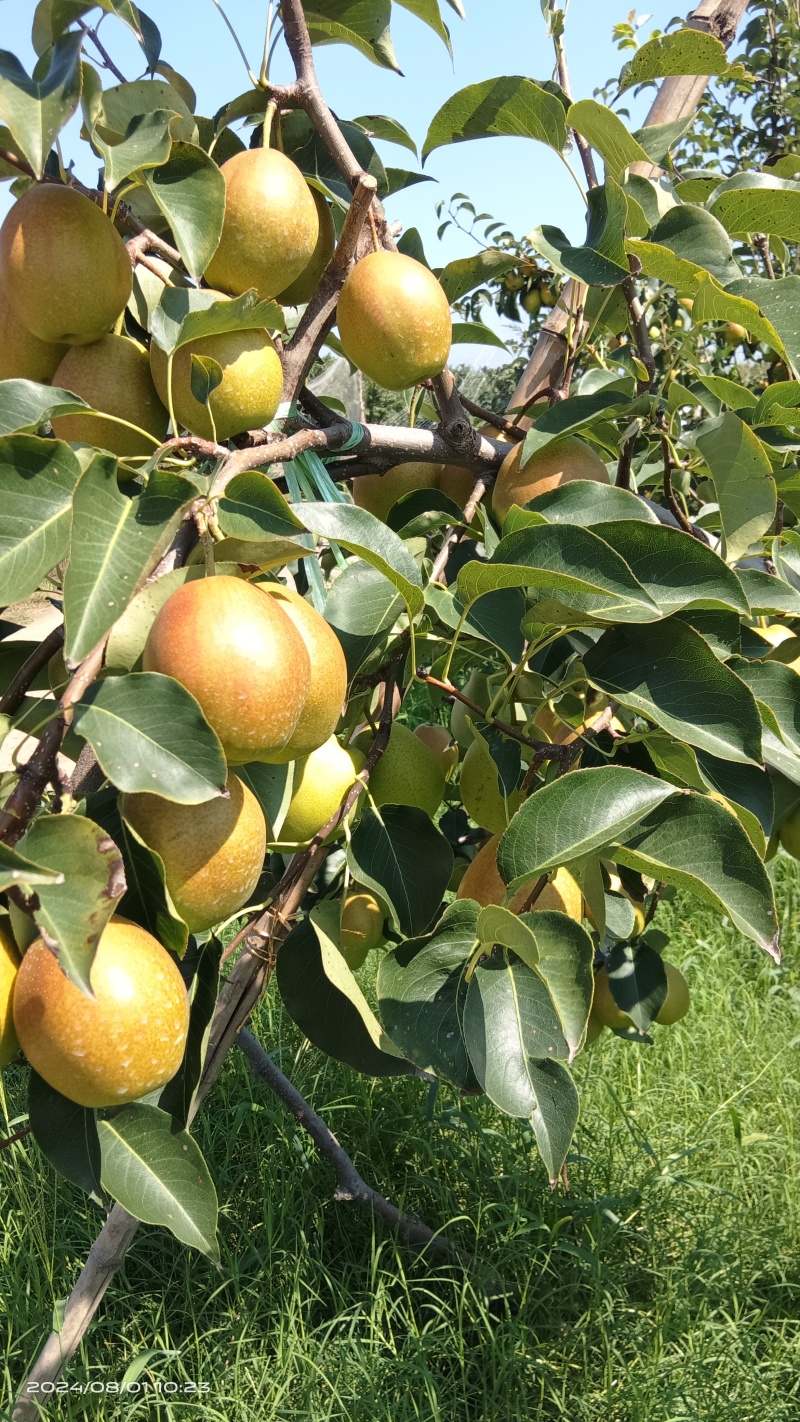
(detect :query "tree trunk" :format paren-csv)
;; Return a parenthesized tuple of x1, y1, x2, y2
(507, 0, 751, 419)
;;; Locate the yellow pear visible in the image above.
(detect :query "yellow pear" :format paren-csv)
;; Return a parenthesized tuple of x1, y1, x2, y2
(51, 334, 168, 457)
(352, 461, 442, 523)
(438, 425, 514, 510)
(492, 435, 610, 526)
(414, 724, 459, 779)
(143, 575, 311, 764)
(356, 722, 445, 818)
(0, 920, 21, 1068)
(277, 187, 336, 305)
(205, 148, 319, 300)
(337, 251, 451, 391)
(341, 890, 385, 969)
(779, 805, 800, 858)
(150, 305, 282, 441)
(0, 184, 132, 345)
(449, 669, 491, 751)
(122, 772, 267, 932)
(13, 918, 189, 1108)
(281, 737, 366, 842)
(263, 584, 348, 761)
(0, 279, 67, 382)
(457, 835, 582, 919)
(460, 738, 522, 834)
(655, 963, 690, 1024)
(590, 967, 632, 1030)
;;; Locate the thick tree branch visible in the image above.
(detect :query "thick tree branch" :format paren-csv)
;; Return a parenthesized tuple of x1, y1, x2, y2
(0, 627, 65, 717)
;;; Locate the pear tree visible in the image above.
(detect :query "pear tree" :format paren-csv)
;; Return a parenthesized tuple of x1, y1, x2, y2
(1, 0, 799, 1405)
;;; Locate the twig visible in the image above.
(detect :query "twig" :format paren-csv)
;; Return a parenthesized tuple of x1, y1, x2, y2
(456, 395, 526, 440)
(754, 233, 776, 279)
(660, 435, 695, 536)
(0, 1125, 31, 1151)
(616, 434, 636, 492)
(79, 21, 127, 84)
(126, 228, 183, 273)
(417, 670, 579, 771)
(621, 261, 656, 393)
(429, 473, 493, 586)
(238, 1029, 478, 1267)
(0, 627, 65, 717)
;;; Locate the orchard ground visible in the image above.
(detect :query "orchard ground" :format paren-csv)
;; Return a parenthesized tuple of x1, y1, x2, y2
(2, 861, 799, 1422)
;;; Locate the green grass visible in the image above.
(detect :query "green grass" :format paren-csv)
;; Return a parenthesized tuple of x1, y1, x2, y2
(2, 859, 800, 1422)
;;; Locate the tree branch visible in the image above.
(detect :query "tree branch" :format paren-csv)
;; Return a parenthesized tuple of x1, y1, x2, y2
(0, 627, 65, 717)
(429, 473, 493, 586)
(416, 670, 580, 773)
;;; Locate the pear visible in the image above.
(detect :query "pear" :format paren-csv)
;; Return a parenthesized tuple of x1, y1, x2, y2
(0, 184, 132, 345)
(122, 772, 267, 932)
(263, 585, 348, 761)
(457, 836, 582, 918)
(13, 918, 189, 1108)
(766, 635, 800, 673)
(459, 738, 522, 834)
(449, 669, 491, 751)
(352, 461, 442, 524)
(277, 187, 336, 305)
(143, 575, 311, 764)
(439, 426, 513, 510)
(150, 304, 282, 441)
(492, 435, 609, 526)
(51, 334, 168, 457)
(357, 722, 445, 818)
(0, 279, 67, 382)
(281, 737, 365, 843)
(205, 148, 319, 300)
(780, 805, 800, 858)
(0, 920, 20, 1068)
(341, 890, 385, 969)
(655, 963, 690, 1024)
(337, 251, 451, 391)
(591, 968, 632, 1030)
(414, 724, 459, 779)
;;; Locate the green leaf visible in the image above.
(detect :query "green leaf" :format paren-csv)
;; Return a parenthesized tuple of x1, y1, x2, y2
(462, 957, 578, 1182)
(94, 108, 175, 190)
(707, 173, 800, 241)
(281, 109, 388, 208)
(352, 112, 418, 157)
(236, 760, 293, 839)
(457, 524, 660, 624)
(377, 899, 479, 1088)
(276, 911, 411, 1076)
(396, 0, 453, 55)
(696, 413, 776, 563)
(98, 1103, 219, 1258)
(347, 806, 453, 937)
(324, 559, 404, 680)
(477, 904, 539, 969)
(632, 115, 694, 166)
(72, 671, 227, 803)
(217, 472, 304, 540)
(299, 503, 424, 617)
(28, 1071, 103, 1202)
(0, 435, 81, 605)
(108, 799, 189, 958)
(63, 457, 195, 667)
(731, 658, 800, 759)
(619, 29, 732, 90)
(613, 793, 779, 960)
(648, 206, 741, 287)
(141, 141, 225, 279)
(88, 77, 196, 145)
(726, 276, 800, 378)
(451, 321, 509, 350)
(438, 248, 516, 304)
(738, 568, 800, 617)
(304, 0, 399, 71)
(0, 840, 64, 894)
(423, 77, 567, 162)
(521, 391, 631, 461)
(150, 285, 284, 357)
(627, 244, 786, 354)
(531, 179, 630, 286)
(0, 32, 82, 178)
(605, 940, 667, 1032)
(497, 767, 675, 892)
(567, 100, 650, 179)
(425, 584, 525, 662)
(189, 353, 222, 407)
(524, 480, 658, 527)
(520, 910, 594, 1061)
(585, 619, 762, 764)
(0, 380, 91, 437)
(18, 814, 126, 994)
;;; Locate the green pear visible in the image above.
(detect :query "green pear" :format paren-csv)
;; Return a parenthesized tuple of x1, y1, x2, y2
(150, 301, 282, 440)
(449, 669, 491, 751)
(341, 890, 385, 969)
(0, 279, 67, 382)
(205, 148, 320, 300)
(357, 722, 445, 818)
(277, 187, 336, 305)
(281, 737, 366, 843)
(52, 334, 168, 457)
(337, 251, 451, 391)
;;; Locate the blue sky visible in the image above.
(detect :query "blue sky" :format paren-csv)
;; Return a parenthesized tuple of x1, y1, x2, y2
(0, 0, 683, 358)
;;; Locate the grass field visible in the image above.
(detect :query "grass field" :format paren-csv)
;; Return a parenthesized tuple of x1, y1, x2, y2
(2, 859, 800, 1422)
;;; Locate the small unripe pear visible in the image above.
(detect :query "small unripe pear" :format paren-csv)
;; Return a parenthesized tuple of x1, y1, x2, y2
(341, 891, 385, 969)
(449, 669, 491, 751)
(352, 461, 442, 523)
(150, 308, 282, 441)
(0, 921, 20, 1068)
(460, 738, 522, 834)
(281, 737, 366, 843)
(277, 187, 336, 305)
(0, 185, 132, 345)
(337, 251, 451, 391)
(52, 334, 168, 457)
(263, 585, 348, 761)
(655, 963, 690, 1024)
(13, 918, 189, 1108)
(143, 576, 311, 764)
(122, 773, 267, 932)
(492, 436, 609, 526)
(205, 148, 320, 300)
(357, 722, 446, 818)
